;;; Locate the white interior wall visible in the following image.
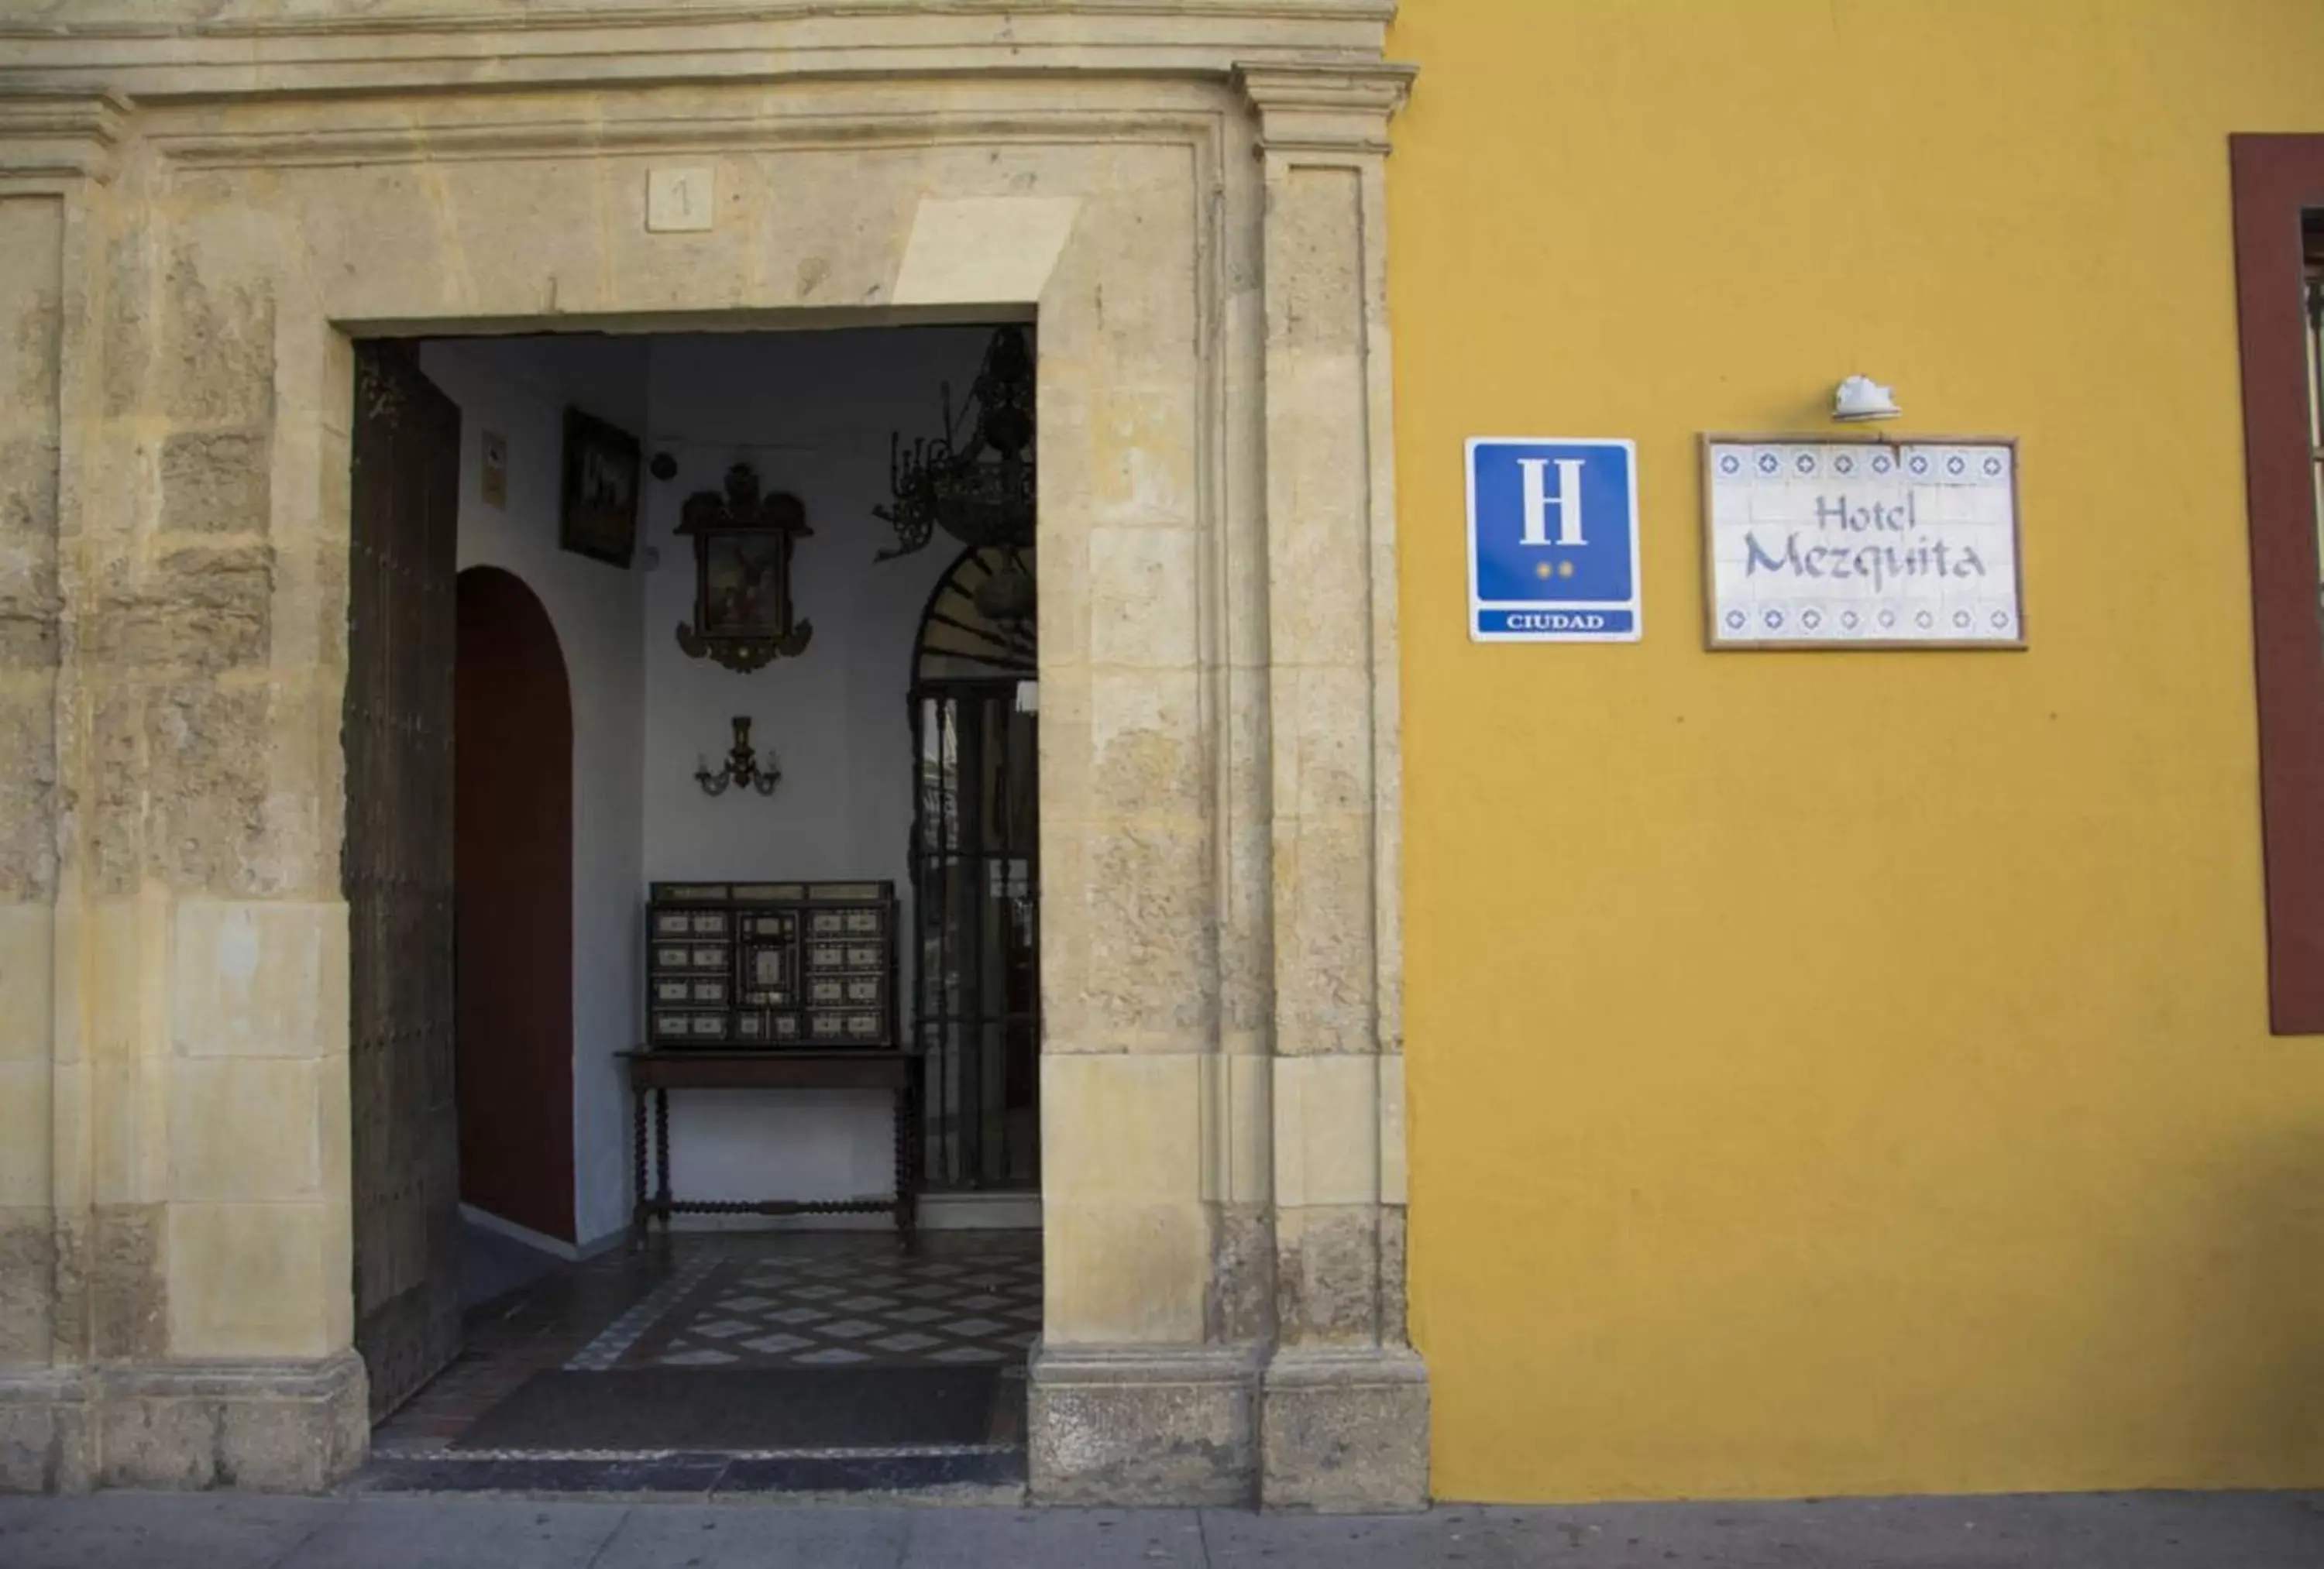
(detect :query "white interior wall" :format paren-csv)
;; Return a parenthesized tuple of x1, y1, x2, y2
(425, 335, 650, 1248)
(438, 327, 992, 1233)
(641, 328, 982, 1209)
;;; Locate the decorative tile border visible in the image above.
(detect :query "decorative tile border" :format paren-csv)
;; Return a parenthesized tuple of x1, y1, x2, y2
(564, 1250, 724, 1372)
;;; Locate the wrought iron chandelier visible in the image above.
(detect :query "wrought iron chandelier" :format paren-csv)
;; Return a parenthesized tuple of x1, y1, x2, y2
(875, 325, 1036, 564)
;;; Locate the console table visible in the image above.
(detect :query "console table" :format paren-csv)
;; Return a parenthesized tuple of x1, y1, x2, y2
(621, 1049, 918, 1243)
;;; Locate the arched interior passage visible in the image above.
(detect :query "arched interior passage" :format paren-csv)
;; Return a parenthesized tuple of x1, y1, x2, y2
(455, 565, 578, 1243)
(910, 544, 1040, 1192)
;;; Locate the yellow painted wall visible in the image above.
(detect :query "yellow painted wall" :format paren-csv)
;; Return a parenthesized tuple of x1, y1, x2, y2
(1392, 0, 2324, 1503)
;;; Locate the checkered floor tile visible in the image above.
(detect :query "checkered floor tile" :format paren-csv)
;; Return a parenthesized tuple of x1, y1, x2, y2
(568, 1236, 1041, 1371)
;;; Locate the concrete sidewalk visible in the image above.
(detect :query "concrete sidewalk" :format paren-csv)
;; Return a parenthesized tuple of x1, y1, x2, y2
(2, 1490, 2322, 1567)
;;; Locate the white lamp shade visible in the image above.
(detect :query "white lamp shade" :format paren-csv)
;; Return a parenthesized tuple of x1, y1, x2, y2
(1834, 374, 1901, 422)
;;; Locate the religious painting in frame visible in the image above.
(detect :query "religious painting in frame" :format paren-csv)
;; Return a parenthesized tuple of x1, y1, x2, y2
(673, 462, 816, 672)
(1700, 434, 2027, 651)
(703, 534, 791, 636)
(559, 406, 642, 568)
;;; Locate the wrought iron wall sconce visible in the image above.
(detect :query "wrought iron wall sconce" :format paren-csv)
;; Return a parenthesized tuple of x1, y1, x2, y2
(696, 716, 780, 797)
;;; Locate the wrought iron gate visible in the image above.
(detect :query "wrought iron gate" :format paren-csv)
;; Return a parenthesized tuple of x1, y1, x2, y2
(346, 342, 464, 1420)
(909, 549, 1040, 1191)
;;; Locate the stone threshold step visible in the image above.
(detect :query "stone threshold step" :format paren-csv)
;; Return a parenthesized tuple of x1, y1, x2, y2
(352, 1446, 1026, 1499)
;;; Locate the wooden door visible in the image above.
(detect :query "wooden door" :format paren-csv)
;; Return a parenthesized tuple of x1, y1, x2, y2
(346, 341, 463, 1421)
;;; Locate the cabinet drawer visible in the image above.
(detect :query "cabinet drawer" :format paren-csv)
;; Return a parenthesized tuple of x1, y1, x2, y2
(805, 975, 885, 1008)
(806, 942, 887, 972)
(656, 943, 730, 971)
(652, 977, 731, 1007)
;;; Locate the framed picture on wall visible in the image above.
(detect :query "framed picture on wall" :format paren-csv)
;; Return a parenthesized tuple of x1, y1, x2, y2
(672, 462, 816, 671)
(559, 406, 641, 568)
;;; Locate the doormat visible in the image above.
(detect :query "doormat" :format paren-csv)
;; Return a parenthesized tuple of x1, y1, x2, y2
(449, 1365, 1007, 1452)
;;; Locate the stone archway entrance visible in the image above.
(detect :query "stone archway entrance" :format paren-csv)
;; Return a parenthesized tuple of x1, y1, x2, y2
(0, 4, 1419, 1509)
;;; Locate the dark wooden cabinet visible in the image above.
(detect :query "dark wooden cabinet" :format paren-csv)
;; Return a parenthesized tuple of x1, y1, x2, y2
(645, 881, 899, 1050)
(628, 881, 916, 1241)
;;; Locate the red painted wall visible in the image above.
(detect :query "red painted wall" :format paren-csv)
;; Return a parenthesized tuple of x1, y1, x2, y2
(455, 566, 576, 1243)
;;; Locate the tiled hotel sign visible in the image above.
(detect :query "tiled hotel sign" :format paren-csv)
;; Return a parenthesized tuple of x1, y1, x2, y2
(1703, 436, 2024, 649)
(1467, 438, 1642, 642)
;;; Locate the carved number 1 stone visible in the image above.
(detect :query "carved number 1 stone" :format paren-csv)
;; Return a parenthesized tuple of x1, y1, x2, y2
(647, 167, 715, 233)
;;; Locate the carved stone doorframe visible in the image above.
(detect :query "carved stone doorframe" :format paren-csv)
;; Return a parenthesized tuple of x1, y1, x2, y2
(0, 5, 1418, 1508)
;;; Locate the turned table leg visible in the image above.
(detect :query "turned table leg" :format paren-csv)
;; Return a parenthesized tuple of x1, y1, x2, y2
(630, 1082, 649, 1250)
(653, 1088, 672, 1238)
(891, 1081, 913, 1241)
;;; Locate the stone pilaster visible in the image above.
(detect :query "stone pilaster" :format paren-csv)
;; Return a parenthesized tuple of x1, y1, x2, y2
(0, 88, 367, 1494)
(0, 90, 115, 1495)
(1239, 62, 1427, 1514)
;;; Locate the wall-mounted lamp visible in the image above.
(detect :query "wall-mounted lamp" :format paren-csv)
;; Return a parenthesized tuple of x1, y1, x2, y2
(1833, 374, 1902, 423)
(696, 716, 779, 797)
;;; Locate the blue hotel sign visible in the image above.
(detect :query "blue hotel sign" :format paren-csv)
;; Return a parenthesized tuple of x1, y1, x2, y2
(1466, 438, 1642, 642)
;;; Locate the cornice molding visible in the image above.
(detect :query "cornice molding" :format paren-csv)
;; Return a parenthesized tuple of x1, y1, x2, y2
(1235, 63, 1414, 158)
(0, 0, 1397, 37)
(0, 88, 131, 181)
(149, 105, 1226, 171)
(0, 1, 1398, 102)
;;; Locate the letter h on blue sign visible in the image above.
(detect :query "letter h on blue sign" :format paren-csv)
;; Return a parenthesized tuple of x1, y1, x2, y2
(1466, 438, 1641, 642)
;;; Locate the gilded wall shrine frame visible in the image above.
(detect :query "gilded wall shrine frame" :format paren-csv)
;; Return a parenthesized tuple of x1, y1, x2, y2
(673, 463, 814, 672)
